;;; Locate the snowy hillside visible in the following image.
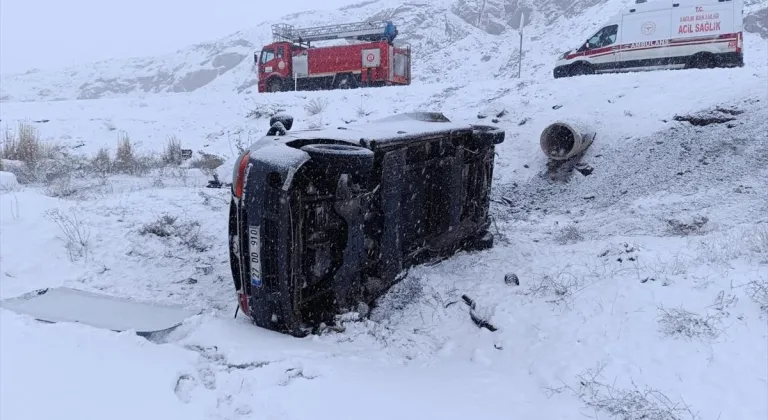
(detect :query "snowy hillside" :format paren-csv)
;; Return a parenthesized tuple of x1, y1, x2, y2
(2, 0, 768, 419)
(3, 62, 768, 420)
(2, 0, 765, 103)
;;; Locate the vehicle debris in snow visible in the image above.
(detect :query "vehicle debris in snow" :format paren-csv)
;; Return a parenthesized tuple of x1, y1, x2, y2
(461, 294, 498, 332)
(575, 163, 593, 176)
(672, 107, 741, 126)
(504, 273, 520, 286)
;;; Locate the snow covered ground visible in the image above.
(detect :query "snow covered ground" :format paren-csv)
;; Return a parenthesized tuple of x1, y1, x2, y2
(2, 4, 768, 420)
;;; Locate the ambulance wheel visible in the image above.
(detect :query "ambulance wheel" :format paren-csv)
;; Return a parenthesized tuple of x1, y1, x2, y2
(334, 74, 358, 90)
(686, 53, 716, 70)
(569, 63, 594, 77)
(268, 78, 283, 93)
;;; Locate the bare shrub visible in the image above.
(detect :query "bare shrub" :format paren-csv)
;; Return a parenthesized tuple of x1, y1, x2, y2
(745, 277, 768, 313)
(304, 98, 329, 116)
(564, 363, 701, 420)
(45, 208, 91, 262)
(355, 101, 372, 118)
(139, 214, 179, 237)
(1, 158, 35, 184)
(162, 135, 182, 166)
(139, 213, 212, 252)
(44, 176, 79, 198)
(749, 224, 768, 257)
(522, 271, 581, 304)
(112, 133, 161, 176)
(178, 221, 212, 253)
(657, 305, 723, 341)
(1, 122, 62, 182)
(91, 147, 111, 175)
(114, 132, 137, 174)
(555, 224, 584, 245)
(697, 228, 752, 265)
(246, 103, 284, 119)
(135, 153, 162, 176)
(229, 132, 247, 155)
(1, 122, 47, 166)
(189, 153, 224, 176)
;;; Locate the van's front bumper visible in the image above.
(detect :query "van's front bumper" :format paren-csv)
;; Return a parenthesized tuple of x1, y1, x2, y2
(228, 147, 310, 332)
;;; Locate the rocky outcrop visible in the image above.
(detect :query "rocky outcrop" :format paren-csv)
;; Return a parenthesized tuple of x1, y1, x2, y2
(745, 7, 768, 38)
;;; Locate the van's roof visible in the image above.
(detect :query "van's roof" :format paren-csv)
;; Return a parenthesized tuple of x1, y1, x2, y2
(244, 112, 478, 171)
(251, 112, 473, 150)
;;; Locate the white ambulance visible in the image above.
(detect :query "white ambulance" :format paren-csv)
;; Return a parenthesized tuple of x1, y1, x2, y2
(553, 0, 744, 78)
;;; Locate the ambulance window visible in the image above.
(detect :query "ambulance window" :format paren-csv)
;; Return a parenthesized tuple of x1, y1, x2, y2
(260, 49, 275, 63)
(587, 24, 618, 49)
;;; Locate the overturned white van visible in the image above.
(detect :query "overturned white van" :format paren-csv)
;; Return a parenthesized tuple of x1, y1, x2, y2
(553, 0, 744, 78)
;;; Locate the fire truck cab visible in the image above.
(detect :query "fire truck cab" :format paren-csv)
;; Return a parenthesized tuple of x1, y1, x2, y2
(256, 21, 412, 93)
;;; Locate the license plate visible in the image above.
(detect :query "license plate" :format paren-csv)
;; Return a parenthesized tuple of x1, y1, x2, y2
(248, 225, 262, 288)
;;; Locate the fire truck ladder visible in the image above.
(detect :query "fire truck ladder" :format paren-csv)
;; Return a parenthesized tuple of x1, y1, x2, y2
(271, 21, 397, 46)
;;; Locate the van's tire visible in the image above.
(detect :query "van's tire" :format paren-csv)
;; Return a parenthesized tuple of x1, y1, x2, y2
(686, 53, 716, 70)
(569, 62, 594, 77)
(268, 78, 283, 93)
(300, 143, 374, 179)
(334, 74, 358, 90)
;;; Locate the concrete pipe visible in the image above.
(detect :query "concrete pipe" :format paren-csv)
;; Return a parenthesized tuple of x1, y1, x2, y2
(539, 119, 597, 160)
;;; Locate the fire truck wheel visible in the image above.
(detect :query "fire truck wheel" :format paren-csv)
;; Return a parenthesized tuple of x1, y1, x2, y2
(334, 74, 358, 90)
(300, 143, 374, 177)
(268, 78, 283, 92)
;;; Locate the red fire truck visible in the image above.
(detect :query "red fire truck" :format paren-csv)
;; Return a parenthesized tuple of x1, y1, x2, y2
(255, 21, 412, 93)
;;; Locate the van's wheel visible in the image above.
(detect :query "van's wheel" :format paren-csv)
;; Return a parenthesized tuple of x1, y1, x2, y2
(334, 74, 358, 90)
(686, 53, 716, 69)
(569, 63, 594, 77)
(300, 143, 374, 181)
(268, 78, 283, 93)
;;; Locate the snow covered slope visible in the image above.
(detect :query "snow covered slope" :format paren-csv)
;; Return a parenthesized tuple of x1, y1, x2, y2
(3, 0, 765, 103)
(2, 52, 768, 420)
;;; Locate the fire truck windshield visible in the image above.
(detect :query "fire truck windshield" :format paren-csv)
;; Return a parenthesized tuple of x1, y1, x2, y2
(260, 49, 275, 64)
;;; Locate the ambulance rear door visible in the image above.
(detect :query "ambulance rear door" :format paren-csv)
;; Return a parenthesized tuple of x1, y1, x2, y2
(671, 0, 736, 39)
(619, 6, 674, 71)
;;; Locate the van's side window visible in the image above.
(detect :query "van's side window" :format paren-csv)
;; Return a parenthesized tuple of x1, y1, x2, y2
(587, 24, 619, 49)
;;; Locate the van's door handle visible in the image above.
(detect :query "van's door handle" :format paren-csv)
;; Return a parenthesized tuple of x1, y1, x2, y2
(673, 3, 679, 6)
(630, 8, 636, 12)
